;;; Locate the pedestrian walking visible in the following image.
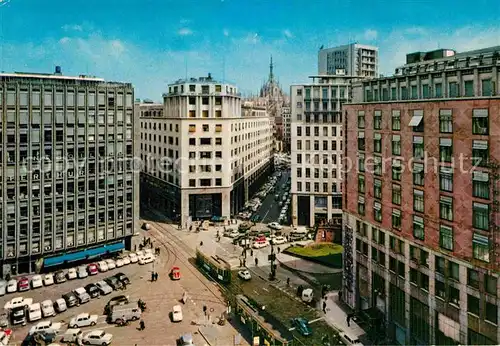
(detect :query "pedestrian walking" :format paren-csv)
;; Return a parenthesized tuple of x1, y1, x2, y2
(346, 314, 351, 327)
(287, 277, 290, 286)
(255, 257, 258, 266)
(250, 249, 253, 256)
(277, 247, 281, 253)
(203, 305, 207, 316)
(155, 272, 159, 281)
(323, 300, 327, 313)
(139, 319, 145, 330)
(134, 244, 137, 251)
(151, 272, 155, 282)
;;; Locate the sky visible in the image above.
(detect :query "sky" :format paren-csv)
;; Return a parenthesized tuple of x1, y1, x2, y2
(0, 0, 499, 100)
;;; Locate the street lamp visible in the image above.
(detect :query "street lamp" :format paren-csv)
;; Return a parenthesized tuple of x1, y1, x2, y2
(268, 230, 276, 280)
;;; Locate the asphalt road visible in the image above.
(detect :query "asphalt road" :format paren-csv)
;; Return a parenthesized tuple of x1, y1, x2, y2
(255, 169, 291, 224)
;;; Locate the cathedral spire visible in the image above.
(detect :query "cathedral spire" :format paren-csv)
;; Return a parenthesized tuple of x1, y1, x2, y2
(269, 55, 274, 83)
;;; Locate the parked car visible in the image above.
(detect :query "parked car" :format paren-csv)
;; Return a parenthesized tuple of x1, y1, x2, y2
(97, 261, 108, 272)
(95, 281, 113, 296)
(338, 331, 363, 346)
(271, 236, 287, 245)
(54, 271, 66, 284)
(104, 295, 129, 315)
(252, 240, 269, 249)
(104, 276, 123, 290)
(62, 292, 78, 307)
(43, 274, 54, 286)
(69, 313, 98, 328)
(105, 259, 116, 270)
(138, 254, 155, 265)
(84, 283, 100, 299)
(291, 317, 312, 336)
(114, 273, 130, 285)
(115, 259, 124, 268)
(10, 306, 27, 326)
(228, 230, 240, 238)
(66, 268, 78, 280)
(0, 329, 12, 346)
(61, 328, 83, 344)
(120, 256, 131, 265)
(53, 298, 67, 313)
(87, 263, 99, 275)
(73, 287, 90, 304)
(41, 300, 55, 318)
(171, 305, 183, 322)
(23, 331, 56, 346)
(128, 253, 138, 263)
(4, 297, 33, 310)
(17, 277, 30, 292)
(109, 303, 141, 324)
(31, 275, 43, 289)
(6, 280, 17, 293)
(82, 330, 112, 346)
(77, 266, 88, 279)
(28, 303, 42, 322)
(238, 270, 252, 281)
(268, 222, 283, 230)
(29, 320, 62, 335)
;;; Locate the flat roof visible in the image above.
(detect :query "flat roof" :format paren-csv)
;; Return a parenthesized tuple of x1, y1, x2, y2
(0, 72, 105, 82)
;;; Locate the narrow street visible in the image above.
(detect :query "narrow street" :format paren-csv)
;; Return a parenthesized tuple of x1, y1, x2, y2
(254, 169, 290, 224)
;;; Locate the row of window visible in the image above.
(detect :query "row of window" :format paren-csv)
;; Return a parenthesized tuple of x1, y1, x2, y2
(296, 139, 342, 152)
(169, 84, 234, 94)
(188, 109, 222, 118)
(188, 178, 222, 187)
(296, 112, 342, 123)
(1, 109, 133, 126)
(297, 167, 339, 179)
(296, 181, 339, 194)
(296, 125, 342, 137)
(188, 124, 222, 133)
(297, 86, 347, 99)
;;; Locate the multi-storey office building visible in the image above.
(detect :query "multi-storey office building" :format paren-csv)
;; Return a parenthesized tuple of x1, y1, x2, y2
(291, 71, 357, 227)
(343, 47, 500, 345)
(281, 106, 291, 152)
(139, 75, 274, 227)
(318, 43, 378, 78)
(0, 68, 138, 276)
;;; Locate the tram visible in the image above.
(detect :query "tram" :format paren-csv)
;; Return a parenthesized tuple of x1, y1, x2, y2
(195, 249, 232, 284)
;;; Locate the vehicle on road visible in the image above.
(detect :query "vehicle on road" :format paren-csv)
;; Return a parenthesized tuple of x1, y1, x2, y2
(238, 270, 251, 281)
(114, 272, 130, 285)
(87, 263, 99, 275)
(95, 281, 112, 296)
(104, 276, 123, 290)
(10, 306, 27, 326)
(41, 300, 55, 318)
(28, 303, 42, 322)
(115, 259, 125, 268)
(77, 266, 88, 279)
(82, 330, 113, 346)
(61, 328, 83, 344)
(6, 280, 17, 293)
(228, 230, 240, 238)
(22, 330, 57, 346)
(171, 305, 183, 322)
(105, 259, 116, 270)
(97, 261, 109, 272)
(31, 275, 43, 289)
(54, 271, 66, 284)
(84, 284, 100, 298)
(109, 303, 141, 324)
(338, 331, 364, 346)
(291, 317, 312, 336)
(53, 298, 67, 313)
(268, 222, 283, 230)
(142, 222, 151, 231)
(4, 297, 33, 310)
(66, 268, 78, 280)
(69, 313, 98, 328)
(0, 311, 9, 328)
(29, 320, 62, 335)
(17, 277, 30, 292)
(271, 236, 287, 245)
(73, 287, 90, 304)
(62, 292, 78, 307)
(177, 333, 194, 346)
(301, 288, 314, 303)
(252, 240, 269, 249)
(104, 295, 129, 315)
(138, 254, 155, 265)
(0, 329, 12, 346)
(170, 267, 181, 280)
(43, 274, 54, 286)
(128, 253, 138, 263)
(274, 194, 280, 200)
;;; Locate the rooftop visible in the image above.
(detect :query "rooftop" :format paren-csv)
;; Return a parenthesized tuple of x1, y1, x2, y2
(169, 73, 234, 86)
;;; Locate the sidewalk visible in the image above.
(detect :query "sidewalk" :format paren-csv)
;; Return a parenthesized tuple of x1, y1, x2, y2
(323, 291, 364, 337)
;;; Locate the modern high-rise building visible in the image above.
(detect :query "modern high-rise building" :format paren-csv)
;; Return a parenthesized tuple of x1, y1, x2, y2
(343, 46, 500, 345)
(291, 70, 357, 227)
(318, 43, 378, 78)
(139, 75, 274, 227)
(0, 68, 138, 276)
(281, 106, 291, 151)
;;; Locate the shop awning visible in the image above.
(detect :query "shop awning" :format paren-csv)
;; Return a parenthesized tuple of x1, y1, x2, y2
(43, 241, 125, 267)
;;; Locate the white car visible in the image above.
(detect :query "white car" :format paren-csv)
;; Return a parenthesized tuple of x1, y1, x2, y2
(28, 303, 42, 322)
(82, 330, 113, 345)
(228, 230, 240, 238)
(77, 266, 88, 279)
(120, 256, 131, 265)
(172, 305, 183, 322)
(67, 268, 77, 280)
(139, 254, 155, 265)
(115, 259, 124, 268)
(105, 259, 116, 270)
(4, 297, 33, 310)
(95, 281, 113, 295)
(135, 250, 144, 258)
(238, 270, 252, 281)
(43, 274, 54, 286)
(31, 275, 43, 289)
(0, 330, 12, 346)
(128, 253, 138, 263)
(6, 280, 17, 293)
(29, 320, 62, 335)
(69, 313, 98, 328)
(252, 240, 269, 249)
(268, 222, 283, 230)
(97, 261, 109, 272)
(271, 236, 287, 245)
(41, 300, 55, 318)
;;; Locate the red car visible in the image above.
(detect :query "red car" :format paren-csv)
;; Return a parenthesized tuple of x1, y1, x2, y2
(17, 277, 29, 292)
(87, 263, 99, 275)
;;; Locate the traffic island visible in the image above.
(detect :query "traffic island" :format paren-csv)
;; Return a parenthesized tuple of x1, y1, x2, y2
(284, 243, 343, 269)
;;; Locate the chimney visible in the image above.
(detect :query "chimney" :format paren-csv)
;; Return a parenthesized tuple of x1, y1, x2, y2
(55, 66, 62, 75)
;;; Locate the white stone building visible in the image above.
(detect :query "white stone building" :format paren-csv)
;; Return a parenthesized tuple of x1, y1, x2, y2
(318, 43, 378, 78)
(281, 106, 291, 151)
(138, 75, 274, 227)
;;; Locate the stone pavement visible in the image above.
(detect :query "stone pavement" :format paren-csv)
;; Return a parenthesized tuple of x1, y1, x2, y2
(199, 324, 250, 346)
(323, 291, 365, 338)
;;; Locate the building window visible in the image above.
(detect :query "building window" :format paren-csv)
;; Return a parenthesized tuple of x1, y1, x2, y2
(392, 184, 401, 205)
(439, 225, 453, 250)
(358, 175, 365, 194)
(392, 159, 401, 181)
(484, 274, 497, 296)
(413, 189, 424, 212)
(422, 84, 430, 98)
(358, 197, 365, 215)
(435, 83, 443, 97)
(358, 132, 365, 151)
(464, 80, 474, 97)
(373, 111, 382, 130)
(439, 138, 453, 162)
(358, 153, 365, 172)
(473, 171, 490, 199)
(467, 268, 480, 288)
(439, 196, 453, 221)
(392, 135, 401, 155)
(439, 109, 453, 133)
(373, 133, 382, 153)
(472, 140, 488, 167)
(413, 136, 424, 160)
(467, 295, 480, 315)
(472, 109, 489, 135)
(473, 202, 489, 230)
(439, 167, 453, 192)
(392, 110, 401, 130)
(189, 179, 195, 187)
(392, 209, 401, 229)
(373, 202, 382, 222)
(215, 178, 222, 186)
(202, 124, 209, 132)
(374, 156, 382, 176)
(189, 124, 196, 132)
(373, 179, 382, 200)
(413, 215, 425, 240)
(409, 110, 424, 132)
(189, 138, 196, 145)
(449, 82, 459, 97)
(481, 79, 493, 96)
(199, 179, 211, 187)
(413, 162, 424, 186)
(472, 233, 490, 262)
(401, 86, 408, 100)
(357, 111, 365, 128)
(215, 110, 221, 118)
(485, 302, 498, 324)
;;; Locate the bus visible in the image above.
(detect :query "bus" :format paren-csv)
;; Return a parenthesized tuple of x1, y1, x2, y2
(195, 249, 232, 284)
